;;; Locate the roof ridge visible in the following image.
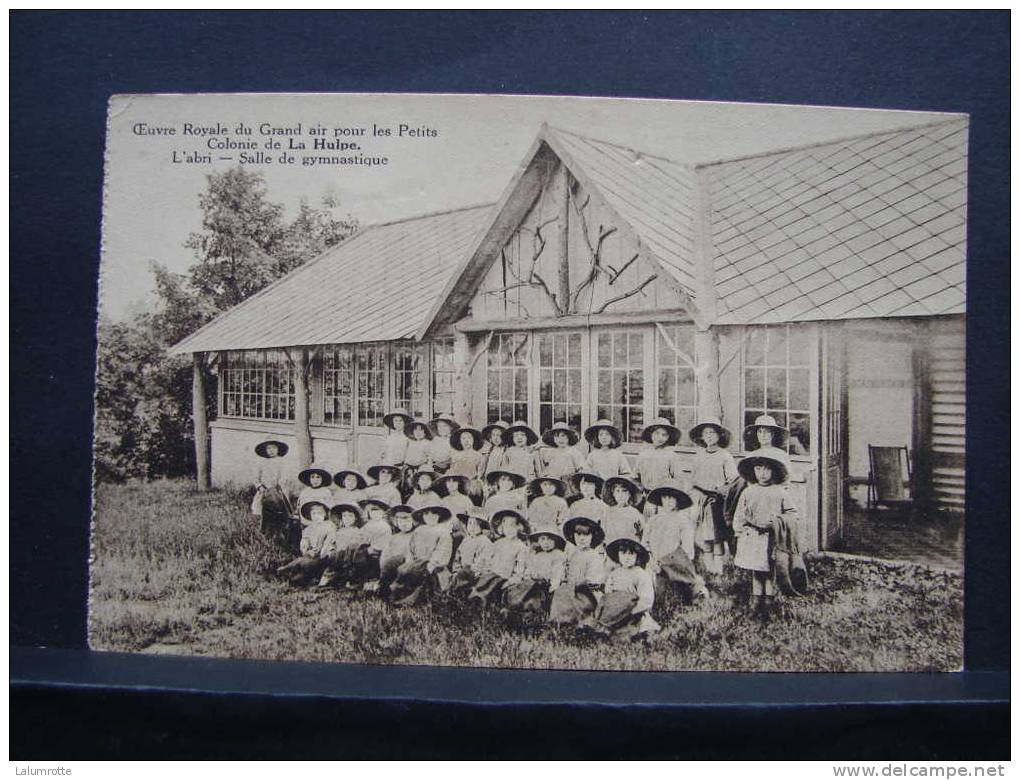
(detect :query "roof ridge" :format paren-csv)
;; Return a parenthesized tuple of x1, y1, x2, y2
(693, 116, 968, 170)
(364, 201, 495, 230)
(542, 124, 693, 167)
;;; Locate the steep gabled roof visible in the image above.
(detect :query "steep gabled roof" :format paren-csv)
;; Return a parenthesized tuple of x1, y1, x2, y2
(169, 203, 493, 354)
(704, 118, 968, 324)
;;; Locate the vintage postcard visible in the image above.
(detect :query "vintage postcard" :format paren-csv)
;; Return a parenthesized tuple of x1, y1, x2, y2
(89, 93, 966, 671)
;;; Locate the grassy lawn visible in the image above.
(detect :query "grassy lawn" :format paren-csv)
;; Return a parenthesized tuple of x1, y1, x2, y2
(88, 480, 963, 672)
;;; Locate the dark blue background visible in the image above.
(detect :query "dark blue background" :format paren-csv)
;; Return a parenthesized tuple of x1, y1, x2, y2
(10, 10, 1009, 758)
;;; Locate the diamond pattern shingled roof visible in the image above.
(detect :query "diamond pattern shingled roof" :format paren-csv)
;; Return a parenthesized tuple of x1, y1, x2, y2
(705, 119, 968, 324)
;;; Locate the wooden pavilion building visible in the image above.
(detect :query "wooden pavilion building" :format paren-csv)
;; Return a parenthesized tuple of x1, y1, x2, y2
(170, 117, 968, 552)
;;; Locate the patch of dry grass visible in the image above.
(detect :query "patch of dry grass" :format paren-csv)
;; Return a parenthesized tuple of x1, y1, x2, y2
(88, 480, 963, 671)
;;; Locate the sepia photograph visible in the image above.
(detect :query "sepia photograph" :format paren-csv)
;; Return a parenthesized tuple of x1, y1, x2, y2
(88, 92, 967, 672)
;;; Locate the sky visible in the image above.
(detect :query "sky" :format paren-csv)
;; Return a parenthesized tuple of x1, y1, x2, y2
(99, 93, 961, 321)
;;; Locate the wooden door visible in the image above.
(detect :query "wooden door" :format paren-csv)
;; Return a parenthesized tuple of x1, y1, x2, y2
(820, 327, 847, 549)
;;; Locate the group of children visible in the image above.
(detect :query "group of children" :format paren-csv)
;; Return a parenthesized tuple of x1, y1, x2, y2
(252, 410, 801, 637)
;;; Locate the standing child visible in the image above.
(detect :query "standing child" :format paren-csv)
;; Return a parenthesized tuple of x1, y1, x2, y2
(318, 503, 368, 588)
(448, 511, 494, 595)
(448, 426, 485, 505)
(296, 464, 334, 509)
(407, 467, 442, 510)
(526, 476, 569, 534)
(483, 469, 528, 519)
(643, 487, 708, 602)
(504, 530, 567, 616)
(635, 417, 688, 507)
(584, 419, 633, 482)
(568, 472, 609, 529)
(536, 423, 586, 484)
(331, 468, 368, 507)
(689, 418, 738, 574)
(389, 505, 455, 606)
(479, 421, 509, 483)
(275, 500, 332, 585)
(351, 497, 393, 589)
(732, 450, 799, 619)
(743, 413, 789, 453)
(252, 439, 294, 550)
(428, 413, 460, 474)
(380, 410, 412, 468)
(550, 517, 606, 626)
(594, 537, 659, 639)
(503, 420, 539, 482)
(469, 510, 529, 607)
(404, 419, 434, 486)
(375, 505, 417, 597)
(603, 476, 645, 544)
(364, 464, 403, 508)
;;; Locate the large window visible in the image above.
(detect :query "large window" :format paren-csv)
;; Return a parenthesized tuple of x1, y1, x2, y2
(538, 332, 583, 435)
(392, 343, 428, 419)
(431, 339, 457, 417)
(219, 350, 295, 421)
(322, 346, 354, 426)
(743, 324, 812, 455)
(656, 324, 698, 445)
(487, 332, 529, 424)
(596, 330, 646, 443)
(356, 344, 388, 428)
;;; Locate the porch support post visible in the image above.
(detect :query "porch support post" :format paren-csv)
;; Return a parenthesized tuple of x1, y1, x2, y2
(452, 330, 472, 425)
(556, 164, 571, 312)
(192, 352, 210, 491)
(293, 347, 314, 468)
(695, 327, 723, 421)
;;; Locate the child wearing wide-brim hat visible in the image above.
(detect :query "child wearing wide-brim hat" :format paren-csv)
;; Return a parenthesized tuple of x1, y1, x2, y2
(584, 419, 633, 482)
(743, 413, 789, 451)
(407, 466, 442, 510)
(380, 410, 412, 471)
(595, 537, 659, 638)
(436, 473, 475, 518)
(276, 500, 333, 585)
(502, 420, 539, 482)
(296, 464, 334, 511)
(332, 468, 368, 507)
(636, 419, 684, 515)
(364, 464, 403, 509)
(427, 413, 460, 474)
(689, 417, 738, 574)
(350, 497, 394, 590)
(403, 419, 434, 485)
(374, 504, 419, 596)
(255, 439, 289, 458)
(252, 439, 293, 549)
(732, 450, 797, 618)
(448, 510, 494, 595)
(479, 421, 510, 484)
(551, 517, 607, 625)
(483, 469, 528, 519)
(642, 487, 708, 601)
(568, 472, 609, 528)
(526, 475, 568, 535)
(317, 503, 368, 588)
(504, 529, 568, 615)
(603, 476, 645, 543)
(537, 423, 586, 486)
(468, 509, 529, 607)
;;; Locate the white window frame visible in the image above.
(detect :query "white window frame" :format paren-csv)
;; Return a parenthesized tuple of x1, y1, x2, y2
(219, 349, 296, 422)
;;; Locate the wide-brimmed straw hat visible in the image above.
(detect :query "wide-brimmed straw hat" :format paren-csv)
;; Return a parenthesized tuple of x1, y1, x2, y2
(299, 500, 330, 521)
(605, 536, 650, 568)
(388, 504, 419, 527)
(562, 516, 606, 548)
(329, 503, 364, 526)
(571, 471, 605, 494)
(481, 421, 510, 442)
(412, 466, 439, 485)
(405, 419, 434, 440)
(435, 473, 469, 496)
(641, 417, 681, 446)
(383, 409, 413, 430)
(429, 413, 461, 435)
(645, 486, 694, 510)
(411, 504, 453, 524)
(689, 417, 732, 449)
(541, 423, 579, 447)
(528, 475, 567, 498)
(254, 439, 289, 458)
(450, 426, 483, 451)
(491, 509, 530, 537)
(529, 529, 567, 550)
(457, 511, 491, 532)
(359, 497, 392, 513)
(605, 475, 640, 503)
(367, 463, 400, 482)
(486, 469, 527, 489)
(584, 419, 622, 447)
(332, 468, 367, 490)
(297, 464, 333, 487)
(743, 414, 789, 448)
(505, 420, 538, 446)
(737, 447, 790, 485)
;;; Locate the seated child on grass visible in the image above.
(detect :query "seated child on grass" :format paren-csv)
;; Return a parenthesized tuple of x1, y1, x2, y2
(526, 476, 568, 534)
(375, 505, 417, 597)
(389, 505, 455, 607)
(504, 530, 567, 616)
(297, 464, 334, 508)
(317, 503, 368, 588)
(332, 468, 367, 507)
(643, 486, 708, 602)
(447, 511, 494, 594)
(352, 497, 393, 589)
(469, 510, 529, 607)
(276, 500, 332, 585)
(364, 464, 403, 508)
(568, 472, 608, 528)
(407, 467, 442, 510)
(483, 469, 528, 518)
(594, 537, 660, 639)
(549, 517, 606, 626)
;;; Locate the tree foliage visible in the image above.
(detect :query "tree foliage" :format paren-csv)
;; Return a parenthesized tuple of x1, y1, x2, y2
(94, 168, 358, 482)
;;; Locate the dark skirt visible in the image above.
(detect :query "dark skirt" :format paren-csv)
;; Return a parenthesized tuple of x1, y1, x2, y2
(696, 493, 728, 545)
(594, 591, 639, 631)
(549, 582, 600, 625)
(378, 554, 406, 593)
(261, 487, 299, 553)
(469, 572, 507, 604)
(277, 555, 326, 586)
(448, 567, 480, 595)
(504, 578, 550, 612)
(349, 545, 381, 583)
(391, 559, 437, 605)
